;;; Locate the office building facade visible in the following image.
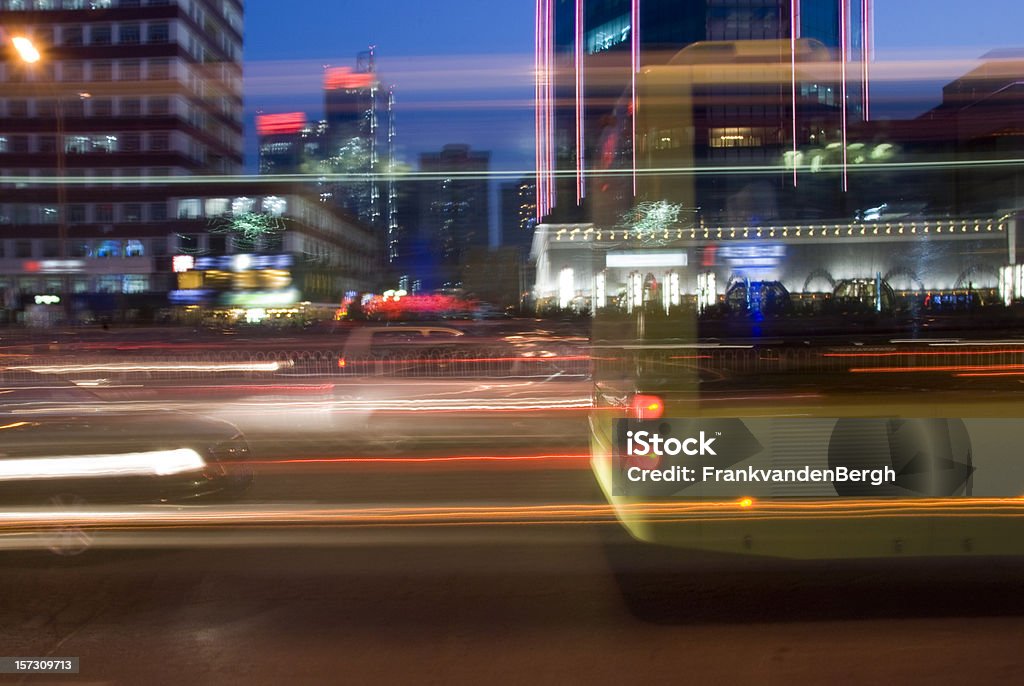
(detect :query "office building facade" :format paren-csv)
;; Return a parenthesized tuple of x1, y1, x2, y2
(535, 0, 873, 224)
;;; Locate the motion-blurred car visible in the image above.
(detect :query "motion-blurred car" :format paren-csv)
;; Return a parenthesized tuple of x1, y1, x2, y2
(0, 374, 254, 553)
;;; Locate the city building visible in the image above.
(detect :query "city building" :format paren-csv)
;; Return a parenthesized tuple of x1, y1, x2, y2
(500, 176, 537, 250)
(417, 144, 491, 289)
(166, 183, 377, 313)
(846, 49, 1024, 219)
(0, 181, 376, 323)
(0, 4, 384, 323)
(534, 0, 873, 225)
(0, 0, 247, 321)
(531, 214, 1020, 314)
(255, 50, 399, 281)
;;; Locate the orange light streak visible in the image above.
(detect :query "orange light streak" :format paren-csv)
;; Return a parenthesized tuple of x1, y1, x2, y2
(849, 364, 1024, 374)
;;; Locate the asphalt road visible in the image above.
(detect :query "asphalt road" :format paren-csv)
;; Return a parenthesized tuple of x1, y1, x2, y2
(6, 329, 1024, 684)
(5, 538, 1024, 685)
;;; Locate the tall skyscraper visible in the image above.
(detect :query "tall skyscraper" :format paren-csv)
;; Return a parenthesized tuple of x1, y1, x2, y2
(500, 176, 537, 249)
(418, 144, 490, 289)
(257, 50, 400, 267)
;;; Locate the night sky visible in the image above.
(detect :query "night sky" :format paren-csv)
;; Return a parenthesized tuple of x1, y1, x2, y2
(242, 0, 1024, 174)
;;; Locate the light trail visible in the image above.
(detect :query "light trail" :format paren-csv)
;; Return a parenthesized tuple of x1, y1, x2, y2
(4, 498, 1024, 534)
(825, 350, 1024, 357)
(254, 452, 591, 466)
(6, 361, 289, 374)
(849, 364, 1024, 374)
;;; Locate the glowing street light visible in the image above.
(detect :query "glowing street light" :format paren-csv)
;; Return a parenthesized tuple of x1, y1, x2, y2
(12, 36, 41, 64)
(9, 33, 75, 322)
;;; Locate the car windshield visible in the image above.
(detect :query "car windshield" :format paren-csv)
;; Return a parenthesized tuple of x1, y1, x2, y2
(2, 1, 1024, 682)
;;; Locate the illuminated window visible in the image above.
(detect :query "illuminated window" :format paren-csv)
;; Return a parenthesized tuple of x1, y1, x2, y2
(96, 240, 122, 258)
(262, 196, 287, 217)
(205, 198, 229, 216)
(177, 199, 200, 219)
(122, 275, 148, 293)
(91, 135, 118, 153)
(65, 135, 89, 154)
(125, 240, 145, 256)
(231, 197, 254, 215)
(96, 275, 121, 293)
(709, 127, 782, 148)
(586, 15, 630, 54)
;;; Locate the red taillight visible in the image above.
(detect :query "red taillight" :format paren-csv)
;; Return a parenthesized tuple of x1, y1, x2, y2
(630, 394, 664, 419)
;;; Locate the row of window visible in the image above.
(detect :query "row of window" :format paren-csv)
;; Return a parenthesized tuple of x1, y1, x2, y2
(3, 0, 169, 10)
(1, 168, 178, 181)
(0, 203, 169, 224)
(0, 237, 158, 259)
(45, 21, 170, 47)
(5, 58, 174, 84)
(0, 235, 280, 261)
(0, 133, 172, 154)
(0, 198, 289, 225)
(0, 96, 173, 119)
(176, 196, 288, 219)
(1, 275, 153, 296)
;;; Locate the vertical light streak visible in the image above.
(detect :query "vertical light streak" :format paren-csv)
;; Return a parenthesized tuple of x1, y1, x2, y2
(862, 0, 871, 121)
(546, 0, 554, 214)
(575, 0, 585, 203)
(790, 0, 800, 187)
(534, 0, 544, 219)
(534, 0, 555, 219)
(839, 0, 849, 192)
(630, 0, 640, 197)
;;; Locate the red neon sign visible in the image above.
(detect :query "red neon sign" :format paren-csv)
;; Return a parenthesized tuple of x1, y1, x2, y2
(324, 67, 375, 90)
(255, 112, 307, 136)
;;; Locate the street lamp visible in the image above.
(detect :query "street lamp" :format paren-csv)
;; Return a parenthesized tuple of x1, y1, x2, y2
(11, 36, 41, 63)
(11, 35, 74, 324)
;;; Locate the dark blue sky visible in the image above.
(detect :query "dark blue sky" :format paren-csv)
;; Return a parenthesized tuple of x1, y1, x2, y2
(242, 0, 1024, 174)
